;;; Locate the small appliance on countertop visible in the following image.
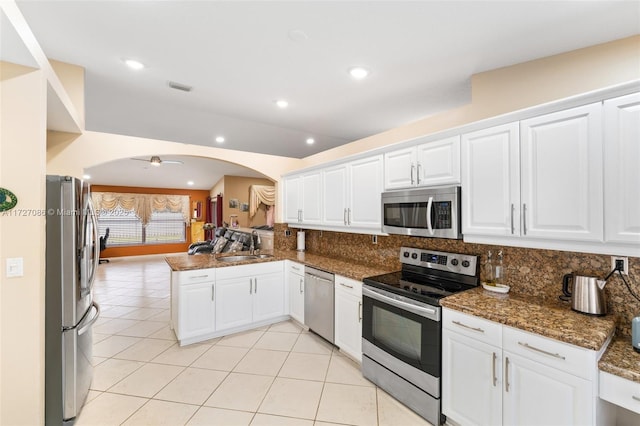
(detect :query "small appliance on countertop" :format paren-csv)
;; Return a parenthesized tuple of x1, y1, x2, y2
(562, 273, 607, 316)
(633, 317, 640, 353)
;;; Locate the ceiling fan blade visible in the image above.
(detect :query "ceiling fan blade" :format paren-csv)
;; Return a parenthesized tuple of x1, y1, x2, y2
(161, 160, 184, 165)
(130, 158, 150, 162)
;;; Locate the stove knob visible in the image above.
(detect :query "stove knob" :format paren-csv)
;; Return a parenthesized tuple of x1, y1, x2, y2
(412, 288, 418, 293)
(451, 259, 459, 266)
(411, 253, 418, 259)
(461, 260, 470, 268)
(403, 252, 410, 258)
(403, 285, 410, 291)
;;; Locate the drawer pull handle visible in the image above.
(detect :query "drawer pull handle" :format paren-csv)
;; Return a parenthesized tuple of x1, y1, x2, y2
(632, 396, 640, 402)
(518, 341, 566, 360)
(340, 282, 354, 289)
(190, 275, 209, 279)
(505, 356, 510, 392)
(452, 320, 485, 333)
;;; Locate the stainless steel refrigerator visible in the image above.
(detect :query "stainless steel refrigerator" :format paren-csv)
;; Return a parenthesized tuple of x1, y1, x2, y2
(45, 175, 100, 425)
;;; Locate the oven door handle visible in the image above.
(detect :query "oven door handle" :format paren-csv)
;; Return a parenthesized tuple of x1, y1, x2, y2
(426, 196, 434, 236)
(363, 286, 439, 320)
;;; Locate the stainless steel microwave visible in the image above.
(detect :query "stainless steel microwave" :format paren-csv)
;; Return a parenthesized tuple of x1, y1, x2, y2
(381, 186, 462, 239)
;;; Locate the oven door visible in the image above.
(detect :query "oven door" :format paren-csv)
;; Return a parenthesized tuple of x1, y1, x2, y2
(362, 285, 441, 379)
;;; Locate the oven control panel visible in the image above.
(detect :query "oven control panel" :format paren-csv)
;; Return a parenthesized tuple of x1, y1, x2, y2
(399, 247, 478, 276)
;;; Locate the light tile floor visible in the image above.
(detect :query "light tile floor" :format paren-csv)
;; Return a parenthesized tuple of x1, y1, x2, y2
(79, 255, 433, 426)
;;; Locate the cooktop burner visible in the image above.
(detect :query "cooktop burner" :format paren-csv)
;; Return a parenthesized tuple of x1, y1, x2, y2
(363, 247, 479, 306)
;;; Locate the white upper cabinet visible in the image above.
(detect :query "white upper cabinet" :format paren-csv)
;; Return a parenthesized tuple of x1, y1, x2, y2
(520, 103, 603, 242)
(284, 171, 322, 225)
(384, 136, 461, 190)
(462, 102, 604, 243)
(416, 136, 461, 186)
(461, 123, 520, 237)
(604, 93, 640, 245)
(320, 154, 384, 232)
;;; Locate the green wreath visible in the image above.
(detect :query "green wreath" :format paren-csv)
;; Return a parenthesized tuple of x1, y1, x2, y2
(0, 188, 18, 212)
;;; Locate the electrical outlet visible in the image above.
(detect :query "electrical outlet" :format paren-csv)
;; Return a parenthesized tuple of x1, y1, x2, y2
(611, 256, 629, 275)
(285, 229, 291, 237)
(372, 235, 378, 244)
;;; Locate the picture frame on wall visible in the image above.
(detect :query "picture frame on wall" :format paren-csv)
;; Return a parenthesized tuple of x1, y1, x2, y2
(240, 202, 249, 212)
(229, 198, 239, 208)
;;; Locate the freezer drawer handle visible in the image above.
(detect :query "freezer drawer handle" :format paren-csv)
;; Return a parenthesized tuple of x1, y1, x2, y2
(78, 302, 101, 336)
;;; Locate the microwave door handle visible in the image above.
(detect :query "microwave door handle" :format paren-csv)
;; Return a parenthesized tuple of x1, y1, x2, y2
(426, 196, 434, 235)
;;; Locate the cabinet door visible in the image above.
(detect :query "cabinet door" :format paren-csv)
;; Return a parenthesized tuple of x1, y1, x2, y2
(349, 155, 383, 229)
(461, 122, 520, 236)
(215, 276, 253, 330)
(322, 164, 349, 227)
(416, 136, 461, 186)
(302, 171, 322, 224)
(288, 269, 305, 324)
(178, 282, 215, 340)
(503, 351, 592, 426)
(384, 147, 416, 189)
(520, 103, 603, 241)
(604, 93, 640, 244)
(253, 272, 285, 323)
(442, 329, 502, 426)
(284, 175, 302, 223)
(334, 278, 362, 362)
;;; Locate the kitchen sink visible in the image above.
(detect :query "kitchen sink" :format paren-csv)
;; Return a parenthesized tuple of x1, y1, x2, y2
(217, 254, 273, 262)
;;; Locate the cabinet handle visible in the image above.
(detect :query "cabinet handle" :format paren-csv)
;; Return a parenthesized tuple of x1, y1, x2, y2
(298, 209, 302, 222)
(211, 284, 214, 301)
(344, 208, 347, 225)
(358, 301, 362, 322)
(452, 320, 485, 333)
(190, 275, 209, 280)
(249, 278, 253, 294)
(632, 396, 640, 402)
(416, 162, 421, 185)
(510, 204, 515, 234)
(340, 282, 354, 289)
(522, 204, 527, 235)
(299, 278, 303, 294)
(505, 356, 510, 392)
(518, 341, 566, 360)
(255, 278, 258, 293)
(347, 208, 351, 225)
(492, 352, 497, 387)
(410, 163, 415, 185)
(291, 266, 300, 272)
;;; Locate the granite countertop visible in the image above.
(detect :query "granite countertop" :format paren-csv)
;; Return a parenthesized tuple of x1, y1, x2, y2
(440, 287, 616, 351)
(599, 336, 640, 383)
(165, 249, 393, 282)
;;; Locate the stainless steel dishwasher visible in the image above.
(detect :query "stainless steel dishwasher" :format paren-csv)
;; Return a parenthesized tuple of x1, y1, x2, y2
(304, 266, 335, 343)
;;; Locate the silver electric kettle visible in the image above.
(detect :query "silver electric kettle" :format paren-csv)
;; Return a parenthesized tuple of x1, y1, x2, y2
(562, 274, 607, 315)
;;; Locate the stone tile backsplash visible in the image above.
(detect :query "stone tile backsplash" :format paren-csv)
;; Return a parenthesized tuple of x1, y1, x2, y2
(274, 223, 640, 337)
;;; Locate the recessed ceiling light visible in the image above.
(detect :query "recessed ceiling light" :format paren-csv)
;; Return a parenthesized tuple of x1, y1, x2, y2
(187, 181, 194, 186)
(306, 138, 315, 145)
(349, 67, 369, 80)
(82, 174, 91, 180)
(215, 136, 225, 143)
(124, 59, 145, 70)
(275, 99, 289, 109)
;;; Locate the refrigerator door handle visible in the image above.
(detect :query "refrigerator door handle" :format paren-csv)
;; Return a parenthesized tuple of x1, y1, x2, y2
(78, 302, 100, 336)
(87, 200, 100, 290)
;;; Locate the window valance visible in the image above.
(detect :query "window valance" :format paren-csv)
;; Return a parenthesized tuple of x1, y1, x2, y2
(249, 185, 275, 218)
(92, 192, 190, 225)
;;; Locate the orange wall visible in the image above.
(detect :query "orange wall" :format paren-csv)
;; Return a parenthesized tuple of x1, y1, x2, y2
(213, 175, 275, 228)
(92, 184, 210, 257)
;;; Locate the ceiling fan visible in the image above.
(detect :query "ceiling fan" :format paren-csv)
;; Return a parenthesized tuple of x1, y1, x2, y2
(131, 156, 183, 166)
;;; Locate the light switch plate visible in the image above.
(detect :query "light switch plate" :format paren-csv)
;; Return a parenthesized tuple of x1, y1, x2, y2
(6, 257, 24, 278)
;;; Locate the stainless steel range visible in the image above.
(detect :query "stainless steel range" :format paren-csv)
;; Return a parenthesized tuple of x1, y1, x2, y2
(362, 247, 479, 426)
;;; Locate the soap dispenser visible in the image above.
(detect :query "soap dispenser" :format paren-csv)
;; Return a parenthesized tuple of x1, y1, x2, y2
(495, 250, 505, 285)
(485, 251, 495, 286)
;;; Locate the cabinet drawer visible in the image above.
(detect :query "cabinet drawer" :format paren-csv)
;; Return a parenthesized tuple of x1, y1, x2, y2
(176, 268, 215, 285)
(335, 275, 362, 297)
(599, 371, 640, 414)
(216, 260, 283, 280)
(503, 326, 595, 380)
(443, 309, 502, 347)
(287, 261, 305, 276)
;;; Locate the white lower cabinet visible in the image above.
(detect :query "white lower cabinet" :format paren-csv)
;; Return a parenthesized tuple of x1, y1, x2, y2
(178, 281, 216, 340)
(334, 275, 362, 362)
(443, 308, 600, 426)
(216, 262, 285, 331)
(287, 261, 305, 324)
